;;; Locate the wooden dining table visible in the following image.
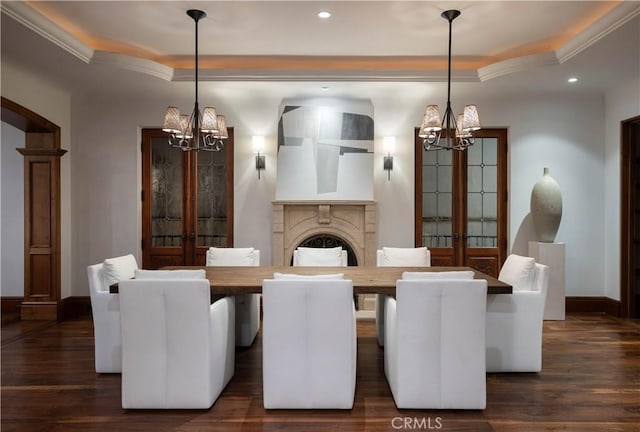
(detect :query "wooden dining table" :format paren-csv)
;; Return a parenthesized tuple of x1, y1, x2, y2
(110, 266, 512, 295)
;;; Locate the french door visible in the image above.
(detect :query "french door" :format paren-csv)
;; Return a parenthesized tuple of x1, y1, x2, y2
(414, 128, 507, 277)
(141, 128, 234, 268)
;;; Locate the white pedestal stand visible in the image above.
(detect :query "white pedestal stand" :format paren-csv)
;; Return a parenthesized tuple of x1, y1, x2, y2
(528, 241, 566, 320)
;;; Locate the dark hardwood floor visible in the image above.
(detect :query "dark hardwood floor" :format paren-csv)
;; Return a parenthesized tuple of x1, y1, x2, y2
(1, 313, 639, 432)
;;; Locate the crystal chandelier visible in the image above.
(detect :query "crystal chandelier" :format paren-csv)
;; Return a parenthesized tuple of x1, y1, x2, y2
(419, 10, 480, 151)
(162, 9, 227, 152)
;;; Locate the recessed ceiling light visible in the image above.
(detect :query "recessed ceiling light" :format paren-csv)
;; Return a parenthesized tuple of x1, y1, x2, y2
(321, 86, 330, 91)
(318, 11, 331, 19)
(568, 77, 578, 83)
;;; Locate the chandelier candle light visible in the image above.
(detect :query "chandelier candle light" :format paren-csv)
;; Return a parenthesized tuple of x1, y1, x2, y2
(420, 10, 480, 151)
(162, 9, 228, 152)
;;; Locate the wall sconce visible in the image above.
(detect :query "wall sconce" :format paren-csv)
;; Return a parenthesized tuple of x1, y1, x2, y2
(252, 136, 266, 179)
(383, 136, 395, 181)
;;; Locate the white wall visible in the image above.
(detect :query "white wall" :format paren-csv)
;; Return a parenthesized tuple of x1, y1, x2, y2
(67, 82, 609, 298)
(604, 75, 640, 300)
(0, 122, 24, 296)
(0, 58, 620, 300)
(0, 60, 72, 298)
(376, 91, 607, 297)
(485, 93, 606, 297)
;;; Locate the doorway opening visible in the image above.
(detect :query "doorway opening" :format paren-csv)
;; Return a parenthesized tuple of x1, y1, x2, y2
(621, 115, 640, 318)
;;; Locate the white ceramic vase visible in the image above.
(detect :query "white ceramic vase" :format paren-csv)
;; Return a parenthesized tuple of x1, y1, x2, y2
(530, 168, 562, 242)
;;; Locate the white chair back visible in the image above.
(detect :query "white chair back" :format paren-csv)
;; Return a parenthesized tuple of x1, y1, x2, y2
(292, 248, 348, 266)
(206, 248, 260, 266)
(119, 278, 235, 408)
(385, 278, 487, 409)
(486, 262, 549, 372)
(375, 247, 431, 346)
(87, 263, 123, 373)
(206, 247, 261, 347)
(376, 248, 431, 266)
(87, 253, 138, 374)
(262, 278, 356, 409)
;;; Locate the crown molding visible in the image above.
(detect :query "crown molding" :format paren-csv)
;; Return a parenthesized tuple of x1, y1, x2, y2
(3, 1, 636, 83)
(556, 2, 640, 64)
(477, 2, 640, 82)
(91, 52, 174, 81)
(1, 1, 93, 63)
(173, 68, 479, 83)
(478, 51, 559, 82)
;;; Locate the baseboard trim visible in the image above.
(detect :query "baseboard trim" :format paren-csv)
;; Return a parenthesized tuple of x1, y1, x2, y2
(566, 296, 622, 317)
(59, 296, 92, 320)
(1, 296, 91, 321)
(1, 297, 23, 314)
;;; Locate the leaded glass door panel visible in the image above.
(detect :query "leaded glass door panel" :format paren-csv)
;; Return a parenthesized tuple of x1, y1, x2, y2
(415, 128, 507, 277)
(197, 149, 229, 248)
(420, 142, 456, 266)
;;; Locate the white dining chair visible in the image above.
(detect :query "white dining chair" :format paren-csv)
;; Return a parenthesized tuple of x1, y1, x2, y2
(376, 247, 431, 346)
(486, 254, 549, 372)
(206, 247, 261, 347)
(119, 278, 235, 409)
(86, 253, 138, 373)
(292, 246, 348, 266)
(262, 276, 356, 409)
(384, 277, 487, 409)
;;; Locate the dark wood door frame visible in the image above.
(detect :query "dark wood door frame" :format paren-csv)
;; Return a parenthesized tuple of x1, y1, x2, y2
(414, 128, 508, 277)
(141, 128, 234, 269)
(1, 97, 66, 320)
(621, 115, 640, 318)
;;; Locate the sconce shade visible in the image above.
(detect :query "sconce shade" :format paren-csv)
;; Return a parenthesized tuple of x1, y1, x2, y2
(463, 105, 480, 131)
(383, 136, 396, 154)
(201, 107, 219, 133)
(162, 107, 182, 133)
(252, 135, 265, 154)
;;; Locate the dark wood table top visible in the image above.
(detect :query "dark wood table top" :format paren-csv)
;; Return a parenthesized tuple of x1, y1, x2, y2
(110, 266, 511, 295)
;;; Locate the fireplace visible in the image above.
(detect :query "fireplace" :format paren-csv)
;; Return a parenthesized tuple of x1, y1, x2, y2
(272, 201, 377, 313)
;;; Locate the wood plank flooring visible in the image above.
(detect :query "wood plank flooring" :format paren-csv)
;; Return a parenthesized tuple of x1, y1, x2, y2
(1, 314, 639, 432)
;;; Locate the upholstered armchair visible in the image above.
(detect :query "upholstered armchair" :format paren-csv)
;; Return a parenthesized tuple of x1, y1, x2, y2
(206, 247, 261, 347)
(486, 254, 549, 372)
(292, 246, 348, 266)
(384, 277, 487, 409)
(119, 278, 235, 409)
(262, 277, 356, 409)
(376, 247, 431, 346)
(86, 253, 138, 373)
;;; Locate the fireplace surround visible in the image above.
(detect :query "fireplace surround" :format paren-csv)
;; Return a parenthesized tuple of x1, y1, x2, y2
(272, 201, 377, 312)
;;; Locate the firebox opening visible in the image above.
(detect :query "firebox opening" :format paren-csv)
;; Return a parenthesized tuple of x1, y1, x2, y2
(290, 234, 357, 266)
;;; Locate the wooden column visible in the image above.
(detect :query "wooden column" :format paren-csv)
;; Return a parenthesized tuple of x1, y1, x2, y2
(2, 97, 66, 320)
(17, 136, 66, 320)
